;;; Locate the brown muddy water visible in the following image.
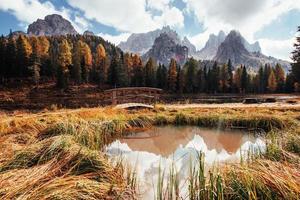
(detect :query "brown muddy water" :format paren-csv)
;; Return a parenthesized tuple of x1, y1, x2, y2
(106, 126, 265, 199)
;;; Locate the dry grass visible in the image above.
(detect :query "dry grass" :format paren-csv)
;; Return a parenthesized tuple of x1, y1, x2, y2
(0, 105, 299, 199)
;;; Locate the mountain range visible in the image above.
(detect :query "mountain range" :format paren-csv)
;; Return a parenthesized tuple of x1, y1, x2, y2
(24, 14, 290, 70)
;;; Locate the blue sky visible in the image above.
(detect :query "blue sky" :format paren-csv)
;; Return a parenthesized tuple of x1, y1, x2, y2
(0, 0, 299, 61)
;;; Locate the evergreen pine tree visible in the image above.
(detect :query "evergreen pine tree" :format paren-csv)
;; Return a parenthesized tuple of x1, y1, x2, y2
(227, 59, 233, 92)
(29, 37, 41, 85)
(144, 57, 156, 87)
(5, 31, 16, 78)
(107, 48, 120, 87)
(291, 26, 300, 84)
(210, 61, 219, 93)
(241, 65, 248, 93)
(185, 58, 197, 93)
(0, 35, 6, 82)
(16, 35, 32, 77)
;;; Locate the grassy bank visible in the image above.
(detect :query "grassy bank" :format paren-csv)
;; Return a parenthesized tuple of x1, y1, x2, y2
(0, 106, 299, 199)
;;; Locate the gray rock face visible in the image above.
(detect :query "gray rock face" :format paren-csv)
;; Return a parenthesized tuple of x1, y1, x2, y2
(118, 26, 196, 57)
(197, 31, 226, 60)
(27, 14, 78, 36)
(143, 33, 189, 66)
(83, 30, 95, 36)
(214, 30, 290, 70)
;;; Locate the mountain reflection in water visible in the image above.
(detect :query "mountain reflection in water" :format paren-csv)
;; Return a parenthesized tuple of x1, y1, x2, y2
(106, 126, 265, 199)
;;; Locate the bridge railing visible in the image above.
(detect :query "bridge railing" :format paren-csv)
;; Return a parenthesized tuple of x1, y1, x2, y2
(104, 87, 163, 105)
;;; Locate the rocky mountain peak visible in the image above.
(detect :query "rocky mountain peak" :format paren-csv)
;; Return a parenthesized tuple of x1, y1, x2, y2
(143, 33, 189, 66)
(197, 31, 226, 60)
(27, 14, 78, 36)
(83, 30, 95, 36)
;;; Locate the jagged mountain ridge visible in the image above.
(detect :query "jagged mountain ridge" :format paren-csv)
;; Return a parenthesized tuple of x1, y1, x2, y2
(118, 26, 196, 56)
(214, 30, 290, 70)
(27, 14, 78, 36)
(196, 31, 226, 60)
(142, 33, 189, 66)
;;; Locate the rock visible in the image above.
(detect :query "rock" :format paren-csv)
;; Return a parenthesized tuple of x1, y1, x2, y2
(27, 14, 78, 36)
(214, 30, 290, 70)
(143, 33, 189, 66)
(197, 31, 226, 60)
(118, 26, 196, 57)
(83, 30, 94, 36)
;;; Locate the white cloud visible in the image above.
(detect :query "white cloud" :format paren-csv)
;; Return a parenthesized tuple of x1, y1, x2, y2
(258, 37, 295, 61)
(98, 32, 131, 45)
(0, 0, 88, 33)
(184, 0, 300, 57)
(66, 0, 184, 33)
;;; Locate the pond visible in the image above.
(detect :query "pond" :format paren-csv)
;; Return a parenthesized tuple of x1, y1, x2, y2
(106, 126, 265, 199)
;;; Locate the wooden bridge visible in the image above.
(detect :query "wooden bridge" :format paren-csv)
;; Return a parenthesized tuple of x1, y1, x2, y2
(104, 87, 163, 109)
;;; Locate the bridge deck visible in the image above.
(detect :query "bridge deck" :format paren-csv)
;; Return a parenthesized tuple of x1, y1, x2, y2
(115, 103, 154, 109)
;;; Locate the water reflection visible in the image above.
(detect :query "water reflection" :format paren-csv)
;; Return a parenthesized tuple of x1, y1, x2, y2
(106, 126, 265, 199)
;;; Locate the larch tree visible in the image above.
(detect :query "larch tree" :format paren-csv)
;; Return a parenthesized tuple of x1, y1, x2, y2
(57, 39, 72, 89)
(131, 54, 144, 86)
(219, 64, 229, 93)
(94, 43, 107, 86)
(233, 66, 242, 93)
(124, 53, 133, 84)
(16, 35, 32, 77)
(268, 69, 277, 93)
(72, 40, 92, 84)
(168, 58, 178, 92)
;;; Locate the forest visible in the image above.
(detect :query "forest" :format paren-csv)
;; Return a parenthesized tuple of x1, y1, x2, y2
(0, 28, 300, 94)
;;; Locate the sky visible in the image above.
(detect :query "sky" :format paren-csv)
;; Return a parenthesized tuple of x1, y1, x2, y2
(0, 0, 299, 61)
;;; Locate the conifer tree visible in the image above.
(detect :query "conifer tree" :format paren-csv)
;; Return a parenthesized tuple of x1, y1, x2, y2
(185, 58, 197, 93)
(16, 35, 32, 77)
(94, 43, 107, 86)
(107, 48, 120, 87)
(168, 58, 177, 92)
(233, 66, 242, 93)
(29, 36, 41, 85)
(274, 63, 285, 92)
(177, 65, 184, 94)
(291, 26, 300, 84)
(124, 53, 133, 84)
(131, 54, 144, 86)
(57, 39, 72, 89)
(241, 66, 248, 93)
(227, 59, 233, 92)
(268, 69, 277, 93)
(209, 61, 219, 93)
(219, 64, 229, 93)
(144, 57, 156, 87)
(258, 66, 265, 93)
(118, 52, 129, 87)
(5, 32, 16, 78)
(0, 36, 6, 82)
